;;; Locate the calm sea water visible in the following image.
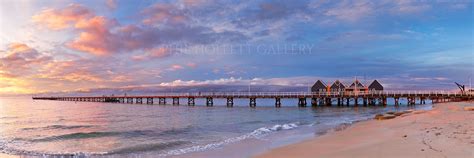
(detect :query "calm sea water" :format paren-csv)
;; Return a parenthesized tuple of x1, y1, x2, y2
(0, 97, 431, 157)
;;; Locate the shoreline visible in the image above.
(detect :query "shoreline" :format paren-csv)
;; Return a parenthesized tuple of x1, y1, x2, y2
(255, 101, 474, 158)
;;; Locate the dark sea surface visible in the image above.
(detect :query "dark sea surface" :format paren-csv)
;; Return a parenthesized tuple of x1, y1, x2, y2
(0, 97, 432, 157)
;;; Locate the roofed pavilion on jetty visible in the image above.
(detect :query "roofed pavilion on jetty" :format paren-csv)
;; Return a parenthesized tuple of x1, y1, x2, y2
(310, 79, 383, 93)
(368, 80, 383, 91)
(309, 79, 386, 106)
(330, 80, 345, 92)
(345, 79, 367, 92)
(311, 80, 328, 92)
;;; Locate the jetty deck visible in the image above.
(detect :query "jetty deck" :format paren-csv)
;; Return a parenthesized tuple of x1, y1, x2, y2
(32, 91, 473, 107)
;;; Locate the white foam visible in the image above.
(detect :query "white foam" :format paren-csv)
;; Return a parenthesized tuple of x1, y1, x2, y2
(161, 122, 299, 157)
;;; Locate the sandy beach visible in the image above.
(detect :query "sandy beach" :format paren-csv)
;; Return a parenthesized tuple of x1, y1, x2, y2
(256, 102, 474, 158)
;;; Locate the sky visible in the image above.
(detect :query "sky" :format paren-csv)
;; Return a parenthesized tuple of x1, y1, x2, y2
(0, 0, 473, 96)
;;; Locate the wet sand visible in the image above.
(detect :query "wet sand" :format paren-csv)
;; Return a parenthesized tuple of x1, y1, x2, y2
(256, 102, 474, 158)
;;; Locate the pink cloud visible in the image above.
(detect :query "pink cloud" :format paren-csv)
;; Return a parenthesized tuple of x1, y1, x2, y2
(33, 4, 172, 56)
(32, 4, 147, 56)
(132, 47, 174, 61)
(32, 4, 93, 30)
(32, 3, 245, 56)
(148, 47, 173, 58)
(186, 62, 197, 68)
(141, 3, 189, 25)
(0, 43, 51, 76)
(67, 16, 119, 56)
(35, 61, 101, 82)
(106, 0, 117, 10)
(0, 43, 53, 95)
(32, 4, 124, 56)
(35, 59, 137, 84)
(167, 64, 185, 71)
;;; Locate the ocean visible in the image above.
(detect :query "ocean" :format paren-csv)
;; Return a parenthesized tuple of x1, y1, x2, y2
(0, 97, 432, 157)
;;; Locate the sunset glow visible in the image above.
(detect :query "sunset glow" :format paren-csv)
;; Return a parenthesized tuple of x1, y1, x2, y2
(0, 0, 472, 96)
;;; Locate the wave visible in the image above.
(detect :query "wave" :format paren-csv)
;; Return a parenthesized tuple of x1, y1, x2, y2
(21, 125, 95, 131)
(0, 149, 105, 158)
(13, 129, 174, 144)
(108, 141, 190, 155)
(0, 139, 106, 158)
(0, 141, 190, 157)
(31, 131, 121, 142)
(161, 122, 299, 157)
(160, 127, 191, 135)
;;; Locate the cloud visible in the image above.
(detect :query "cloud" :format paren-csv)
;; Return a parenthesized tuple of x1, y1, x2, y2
(32, 3, 93, 30)
(167, 64, 185, 71)
(140, 3, 248, 44)
(390, 0, 431, 14)
(132, 47, 175, 61)
(34, 58, 143, 84)
(33, 3, 247, 56)
(106, 0, 117, 10)
(141, 3, 189, 26)
(0, 43, 52, 95)
(35, 60, 104, 82)
(324, 31, 405, 43)
(32, 4, 155, 56)
(324, 1, 373, 22)
(0, 43, 51, 76)
(0, 41, 168, 96)
(179, 0, 212, 7)
(257, 1, 300, 20)
(449, 3, 469, 10)
(156, 77, 316, 87)
(66, 16, 122, 56)
(31, 4, 129, 56)
(186, 62, 197, 68)
(230, 0, 311, 30)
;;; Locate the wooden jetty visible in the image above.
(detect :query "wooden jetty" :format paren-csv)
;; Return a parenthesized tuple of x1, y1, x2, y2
(32, 91, 473, 107)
